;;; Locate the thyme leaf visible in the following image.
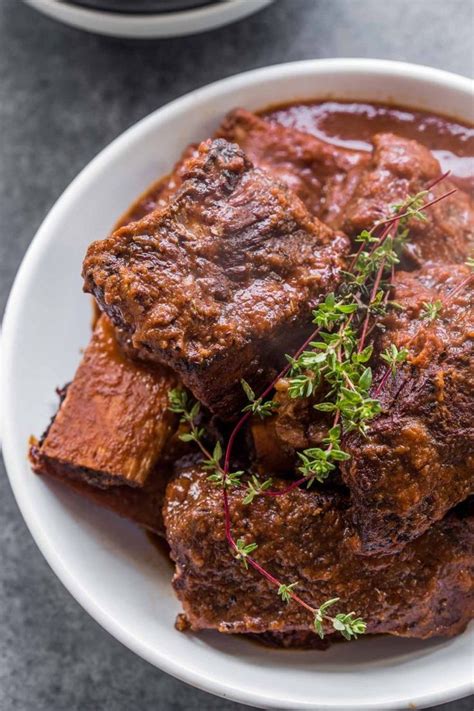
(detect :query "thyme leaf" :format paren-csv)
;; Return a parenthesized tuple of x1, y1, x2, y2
(243, 475, 273, 504)
(277, 582, 299, 603)
(380, 344, 409, 375)
(234, 538, 258, 569)
(420, 299, 443, 321)
(241, 379, 279, 418)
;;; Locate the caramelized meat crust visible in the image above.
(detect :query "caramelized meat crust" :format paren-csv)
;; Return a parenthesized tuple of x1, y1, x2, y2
(164, 467, 474, 639)
(30, 315, 177, 488)
(216, 108, 368, 218)
(343, 263, 474, 555)
(83, 139, 348, 418)
(330, 132, 474, 265)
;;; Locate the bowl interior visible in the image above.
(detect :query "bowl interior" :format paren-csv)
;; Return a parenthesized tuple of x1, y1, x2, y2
(2, 60, 473, 710)
(67, 0, 214, 12)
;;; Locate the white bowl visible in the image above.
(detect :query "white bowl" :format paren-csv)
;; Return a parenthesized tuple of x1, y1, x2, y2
(2, 59, 473, 710)
(23, 0, 274, 38)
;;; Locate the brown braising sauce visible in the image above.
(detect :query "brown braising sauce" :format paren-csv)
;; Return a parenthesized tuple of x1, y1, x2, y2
(263, 100, 474, 194)
(121, 100, 473, 228)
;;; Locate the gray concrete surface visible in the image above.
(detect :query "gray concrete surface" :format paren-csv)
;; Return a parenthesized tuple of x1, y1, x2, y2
(1, 0, 473, 708)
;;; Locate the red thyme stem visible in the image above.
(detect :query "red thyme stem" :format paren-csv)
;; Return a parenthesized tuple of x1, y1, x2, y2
(223, 412, 251, 474)
(357, 256, 386, 354)
(222, 489, 315, 614)
(376, 188, 457, 228)
(216, 184, 457, 627)
(373, 366, 393, 397)
(223, 325, 322, 474)
(444, 274, 473, 306)
(358, 213, 402, 355)
(246, 555, 316, 614)
(386, 263, 395, 305)
(426, 170, 451, 191)
(261, 477, 308, 497)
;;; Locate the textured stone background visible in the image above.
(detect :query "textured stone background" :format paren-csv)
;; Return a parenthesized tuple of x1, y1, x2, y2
(0, 0, 473, 708)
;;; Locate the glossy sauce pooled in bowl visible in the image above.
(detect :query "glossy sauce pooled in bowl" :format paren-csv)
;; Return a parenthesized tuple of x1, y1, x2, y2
(124, 100, 474, 227)
(264, 100, 474, 193)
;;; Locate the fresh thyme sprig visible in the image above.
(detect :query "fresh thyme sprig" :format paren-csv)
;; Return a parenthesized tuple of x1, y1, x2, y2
(168, 387, 365, 641)
(241, 379, 278, 419)
(168, 388, 243, 486)
(380, 344, 409, 375)
(281, 187, 442, 484)
(420, 299, 443, 321)
(168, 178, 459, 642)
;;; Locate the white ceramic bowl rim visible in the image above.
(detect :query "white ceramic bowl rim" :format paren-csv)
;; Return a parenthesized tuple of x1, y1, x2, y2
(2, 59, 474, 710)
(23, 0, 274, 39)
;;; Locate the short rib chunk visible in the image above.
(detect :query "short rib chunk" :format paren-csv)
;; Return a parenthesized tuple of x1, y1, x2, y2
(164, 467, 474, 639)
(343, 262, 474, 555)
(330, 132, 474, 266)
(216, 108, 368, 218)
(83, 139, 348, 417)
(30, 315, 178, 532)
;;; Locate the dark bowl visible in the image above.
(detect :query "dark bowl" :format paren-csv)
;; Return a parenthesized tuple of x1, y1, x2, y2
(66, 0, 219, 13)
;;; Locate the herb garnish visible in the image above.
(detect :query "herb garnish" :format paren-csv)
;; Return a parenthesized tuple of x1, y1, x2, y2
(380, 344, 409, 375)
(420, 299, 443, 321)
(240, 379, 278, 419)
(168, 178, 463, 641)
(168, 385, 366, 639)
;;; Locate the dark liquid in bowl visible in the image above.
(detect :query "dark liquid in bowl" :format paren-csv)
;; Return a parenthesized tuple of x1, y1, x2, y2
(125, 99, 474, 225)
(67, 0, 215, 14)
(264, 101, 474, 194)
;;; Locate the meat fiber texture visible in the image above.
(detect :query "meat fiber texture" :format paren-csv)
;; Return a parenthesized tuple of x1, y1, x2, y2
(217, 111, 473, 266)
(83, 138, 348, 418)
(164, 467, 474, 639)
(216, 108, 368, 219)
(329, 132, 474, 266)
(31, 448, 170, 536)
(342, 262, 474, 555)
